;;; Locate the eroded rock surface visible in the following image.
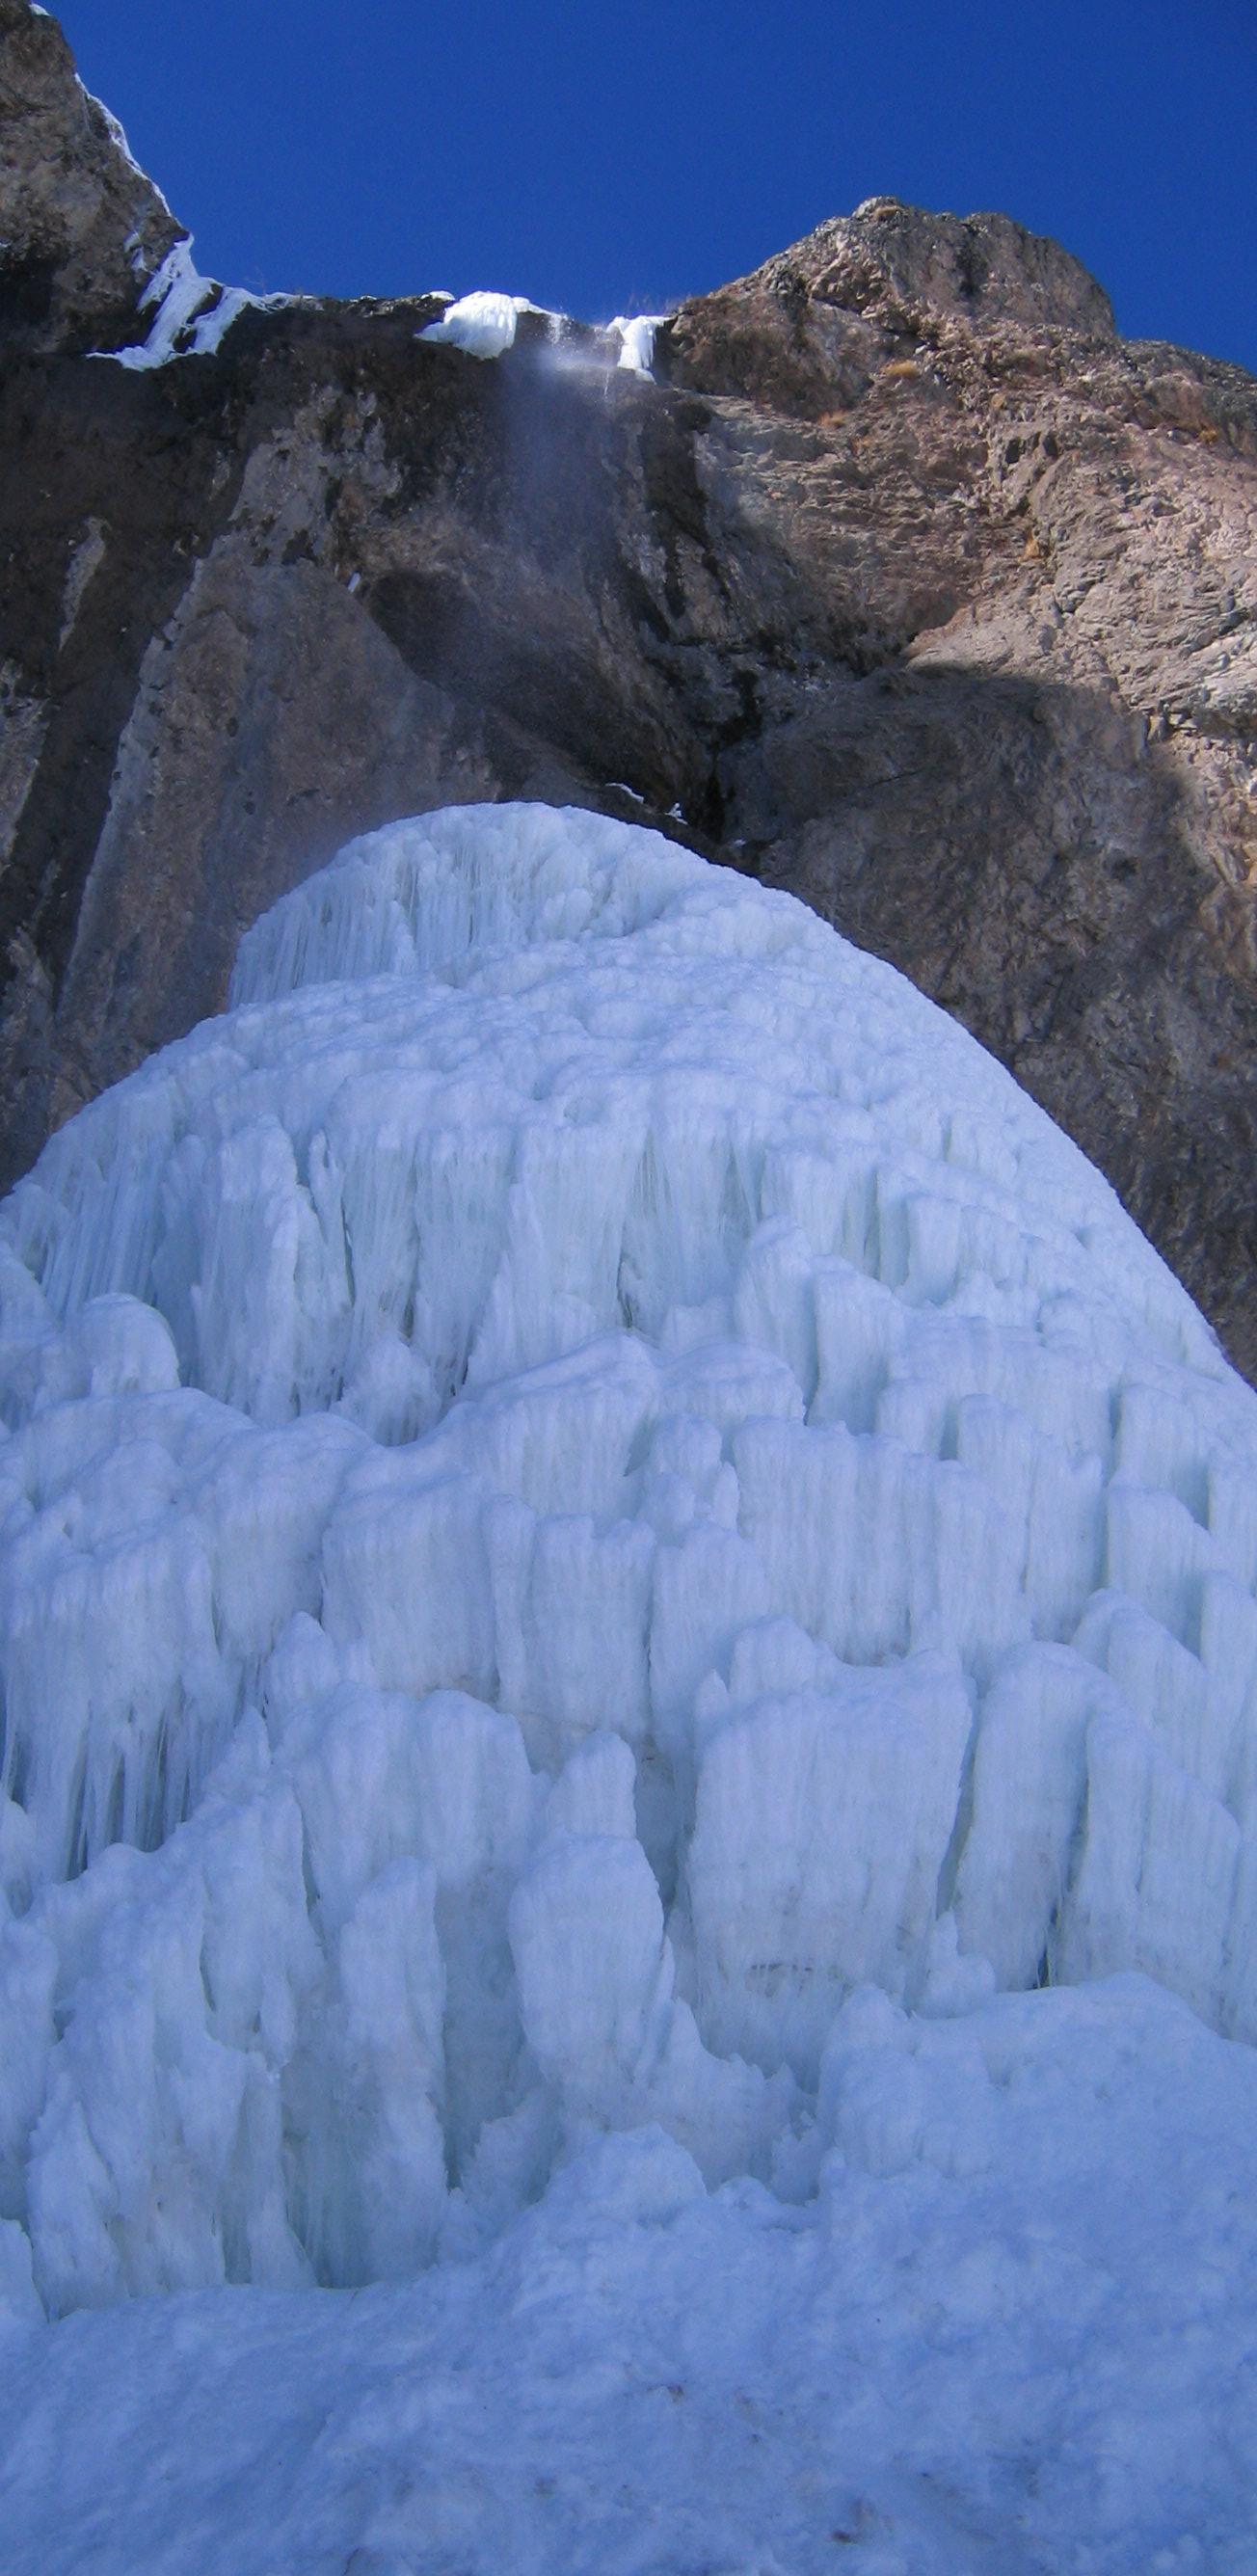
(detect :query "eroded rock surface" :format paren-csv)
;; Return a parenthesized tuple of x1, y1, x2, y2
(3, 6, 1257, 1371)
(0, 0, 180, 354)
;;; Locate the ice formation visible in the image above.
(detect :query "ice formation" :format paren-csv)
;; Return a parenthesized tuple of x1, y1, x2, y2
(416, 297, 660, 377)
(108, 239, 294, 371)
(3, 798, 1257, 2323)
(6, 1977, 1257, 2573)
(607, 314, 662, 374)
(417, 291, 546, 360)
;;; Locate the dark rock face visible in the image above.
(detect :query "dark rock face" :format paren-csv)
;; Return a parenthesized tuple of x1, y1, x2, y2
(4, 13, 1257, 1378)
(0, 0, 180, 354)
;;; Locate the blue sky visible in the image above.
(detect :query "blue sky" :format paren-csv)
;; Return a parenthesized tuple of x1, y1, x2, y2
(58, 0, 1257, 373)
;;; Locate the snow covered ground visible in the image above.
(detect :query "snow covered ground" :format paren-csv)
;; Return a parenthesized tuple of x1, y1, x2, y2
(4, 1986, 1257, 2573)
(2, 803, 1256, 2567)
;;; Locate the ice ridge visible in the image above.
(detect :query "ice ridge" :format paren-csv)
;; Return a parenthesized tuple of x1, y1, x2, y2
(2, 799, 1257, 2317)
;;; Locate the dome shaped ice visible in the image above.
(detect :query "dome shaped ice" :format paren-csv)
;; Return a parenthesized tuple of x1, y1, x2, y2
(3, 800, 1257, 2315)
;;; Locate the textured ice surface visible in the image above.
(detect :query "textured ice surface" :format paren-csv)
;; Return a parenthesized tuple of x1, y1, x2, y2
(4, 801, 1257, 2356)
(5, 1979, 1257, 2573)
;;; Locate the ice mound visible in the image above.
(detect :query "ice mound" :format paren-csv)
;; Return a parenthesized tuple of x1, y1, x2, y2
(4, 798, 1257, 2317)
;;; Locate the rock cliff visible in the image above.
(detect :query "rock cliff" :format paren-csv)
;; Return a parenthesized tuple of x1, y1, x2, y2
(3, 2, 1257, 1368)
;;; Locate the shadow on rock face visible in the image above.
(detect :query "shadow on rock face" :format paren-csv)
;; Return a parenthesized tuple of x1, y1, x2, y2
(735, 661, 1257, 1381)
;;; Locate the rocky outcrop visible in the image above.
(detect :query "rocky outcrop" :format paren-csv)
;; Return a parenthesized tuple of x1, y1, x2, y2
(0, 0, 180, 354)
(3, 6, 1257, 1373)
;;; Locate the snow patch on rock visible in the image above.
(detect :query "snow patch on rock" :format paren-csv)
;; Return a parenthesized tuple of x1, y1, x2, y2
(417, 290, 546, 360)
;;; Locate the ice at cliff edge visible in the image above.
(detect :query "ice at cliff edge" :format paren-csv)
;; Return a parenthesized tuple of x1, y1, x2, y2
(2, 803, 1257, 2569)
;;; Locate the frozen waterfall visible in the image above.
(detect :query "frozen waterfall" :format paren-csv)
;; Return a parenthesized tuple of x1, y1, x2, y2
(3, 799, 1257, 2320)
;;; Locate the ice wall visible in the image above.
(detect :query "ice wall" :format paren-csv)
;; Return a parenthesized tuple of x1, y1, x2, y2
(3, 800, 1257, 2316)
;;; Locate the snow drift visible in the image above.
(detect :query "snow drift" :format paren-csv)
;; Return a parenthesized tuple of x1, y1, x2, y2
(2, 799, 1257, 2321)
